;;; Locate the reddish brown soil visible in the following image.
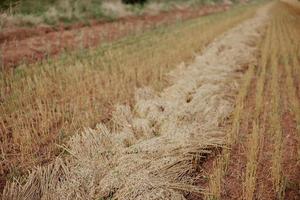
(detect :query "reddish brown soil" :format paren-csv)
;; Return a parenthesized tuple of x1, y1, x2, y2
(0, 4, 229, 69)
(221, 74, 258, 200)
(253, 69, 276, 200)
(281, 112, 300, 200)
(279, 54, 300, 199)
(184, 147, 223, 200)
(218, 55, 300, 200)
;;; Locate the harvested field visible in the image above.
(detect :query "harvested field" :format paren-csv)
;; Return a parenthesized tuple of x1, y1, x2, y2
(0, 2, 263, 194)
(1, 0, 300, 199)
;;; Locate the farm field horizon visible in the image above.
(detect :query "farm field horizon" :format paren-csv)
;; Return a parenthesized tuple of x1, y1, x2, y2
(0, 0, 299, 199)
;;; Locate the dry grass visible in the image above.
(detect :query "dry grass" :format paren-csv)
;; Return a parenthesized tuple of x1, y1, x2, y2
(0, 3, 262, 189)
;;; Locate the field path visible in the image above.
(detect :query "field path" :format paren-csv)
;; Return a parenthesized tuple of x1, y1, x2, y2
(2, 2, 272, 200)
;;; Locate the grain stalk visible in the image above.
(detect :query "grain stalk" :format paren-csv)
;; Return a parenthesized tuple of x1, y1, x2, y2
(205, 63, 256, 200)
(279, 7, 300, 177)
(242, 22, 270, 199)
(243, 122, 260, 200)
(269, 18, 285, 199)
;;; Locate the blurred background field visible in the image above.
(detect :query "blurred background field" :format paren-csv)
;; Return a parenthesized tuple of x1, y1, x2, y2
(0, 0, 228, 28)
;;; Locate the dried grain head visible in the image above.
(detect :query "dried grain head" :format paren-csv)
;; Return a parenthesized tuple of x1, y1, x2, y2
(135, 87, 157, 102)
(112, 104, 133, 130)
(2, 158, 67, 200)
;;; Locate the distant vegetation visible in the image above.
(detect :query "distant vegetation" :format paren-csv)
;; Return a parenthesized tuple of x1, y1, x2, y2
(122, 0, 148, 4)
(0, 0, 109, 26)
(0, 0, 224, 27)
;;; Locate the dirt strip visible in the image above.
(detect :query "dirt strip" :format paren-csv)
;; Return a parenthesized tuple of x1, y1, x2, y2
(0, 4, 229, 68)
